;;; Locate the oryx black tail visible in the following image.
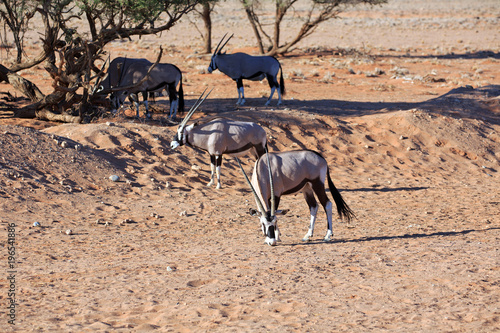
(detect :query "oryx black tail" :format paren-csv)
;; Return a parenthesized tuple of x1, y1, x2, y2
(178, 74, 185, 114)
(327, 169, 355, 222)
(279, 64, 285, 96)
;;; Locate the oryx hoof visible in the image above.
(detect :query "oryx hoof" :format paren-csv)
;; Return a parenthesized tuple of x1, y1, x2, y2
(324, 230, 333, 242)
(302, 230, 313, 242)
(216, 184, 222, 190)
(265, 237, 277, 246)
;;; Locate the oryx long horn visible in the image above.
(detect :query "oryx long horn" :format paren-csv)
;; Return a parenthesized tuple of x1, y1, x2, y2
(218, 33, 233, 54)
(91, 55, 110, 94)
(213, 33, 228, 55)
(235, 157, 266, 215)
(265, 148, 276, 217)
(179, 88, 212, 129)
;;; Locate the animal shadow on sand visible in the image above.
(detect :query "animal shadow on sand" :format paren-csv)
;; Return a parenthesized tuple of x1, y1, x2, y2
(288, 227, 500, 247)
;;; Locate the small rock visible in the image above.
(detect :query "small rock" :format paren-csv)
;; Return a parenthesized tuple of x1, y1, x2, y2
(65, 229, 73, 235)
(60, 141, 68, 148)
(109, 175, 120, 182)
(167, 266, 174, 272)
(106, 122, 115, 126)
(120, 218, 133, 225)
(75, 144, 82, 151)
(179, 211, 187, 217)
(191, 164, 201, 171)
(33, 222, 41, 227)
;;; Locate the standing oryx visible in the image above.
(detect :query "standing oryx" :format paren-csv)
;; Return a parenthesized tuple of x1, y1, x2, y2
(171, 89, 268, 189)
(207, 34, 285, 106)
(100, 57, 184, 119)
(236, 150, 355, 246)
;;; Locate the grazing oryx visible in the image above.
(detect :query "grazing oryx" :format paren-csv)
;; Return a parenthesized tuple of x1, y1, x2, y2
(100, 57, 184, 119)
(170, 90, 268, 189)
(236, 150, 355, 246)
(207, 34, 285, 106)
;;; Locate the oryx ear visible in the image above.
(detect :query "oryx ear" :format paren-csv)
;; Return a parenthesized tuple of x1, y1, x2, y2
(276, 209, 289, 216)
(248, 208, 259, 216)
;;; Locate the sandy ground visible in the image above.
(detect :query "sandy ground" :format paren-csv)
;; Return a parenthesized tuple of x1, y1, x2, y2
(1, 0, 499, 331)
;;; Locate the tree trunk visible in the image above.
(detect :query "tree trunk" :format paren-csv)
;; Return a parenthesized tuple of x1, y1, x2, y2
(201, 3, 212, 54)
(36, 109, 81, 123)
(1, 65, 45, 101)
(241, 1, 264, 54)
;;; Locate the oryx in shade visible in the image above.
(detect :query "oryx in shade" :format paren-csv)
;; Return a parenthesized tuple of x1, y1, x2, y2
(171, 89, 268, 189)
(100, 57, 184, 119)
(207, 34, 285, 106)
(236, 150, 355, 246)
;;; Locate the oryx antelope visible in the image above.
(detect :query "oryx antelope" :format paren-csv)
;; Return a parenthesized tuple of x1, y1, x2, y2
(170, 90, 268, 189)
(207, 34, 285, 106)
(101, 57, 184, 119)
(236, 150, 355, 246)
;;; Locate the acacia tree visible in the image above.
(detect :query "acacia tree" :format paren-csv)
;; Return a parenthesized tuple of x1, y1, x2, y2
(0, 0, 37, 63)
(0, 0, 212, 122)
(192, 1, 216, 53)
(240, 0, 387, 56)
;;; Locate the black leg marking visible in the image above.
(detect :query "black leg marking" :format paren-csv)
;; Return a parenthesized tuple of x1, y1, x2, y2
(255, 143, 267, 158)
(167, 83, 177, 104)
(266, 74, 278, 89)
(236, 78, 243, 89)
(215, 155, 223, 167)
(311, 179, 329, 208)
(303, 189, 318, 211)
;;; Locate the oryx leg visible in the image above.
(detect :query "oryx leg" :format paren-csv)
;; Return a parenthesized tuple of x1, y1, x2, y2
(302, 185, 319, 242)
(236, 78, 245, 105)
(207, 155, 223, 189)
(254, 143, 267, 159)
(167, 83, 178, 120)
(311, 179, 334, 242)
(142, 91, 152, 119)
(215, 155, 223, 189)
(274, 196, 281, 242)
(265, 74, 282, 106)
(208, 155, 216, 187)
(129, 93, 142, 118)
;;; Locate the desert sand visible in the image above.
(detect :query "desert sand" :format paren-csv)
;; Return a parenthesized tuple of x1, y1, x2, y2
(1, 0, 499, 332)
